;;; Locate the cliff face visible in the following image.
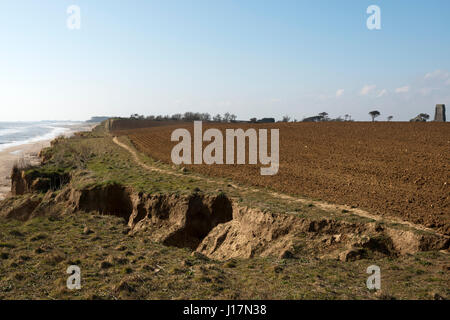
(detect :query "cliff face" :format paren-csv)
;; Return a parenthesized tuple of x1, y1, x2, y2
(10, 167, 28, 195)
(104, 118, 185, 132)
(2, 180, 448, 260)
(86, 116, 110, 123)
(10, 167, 70, 196)
(130, 192, 233, 250)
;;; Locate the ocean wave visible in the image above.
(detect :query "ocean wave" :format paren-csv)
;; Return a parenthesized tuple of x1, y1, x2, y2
(0, 126, 70, 152)
(0, 128, 24, 137)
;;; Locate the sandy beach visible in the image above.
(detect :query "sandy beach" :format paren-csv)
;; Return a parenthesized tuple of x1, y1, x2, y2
(0, 123, 97, 200)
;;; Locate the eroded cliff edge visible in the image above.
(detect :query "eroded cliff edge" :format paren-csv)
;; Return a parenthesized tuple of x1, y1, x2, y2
(1, 131, 448, 262)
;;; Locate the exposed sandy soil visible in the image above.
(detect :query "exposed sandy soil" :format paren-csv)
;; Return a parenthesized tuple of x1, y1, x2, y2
(116, 122, 450, 235)
(0, 142, 47, 201)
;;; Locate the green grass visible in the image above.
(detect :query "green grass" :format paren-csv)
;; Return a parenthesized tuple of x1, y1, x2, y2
(1, 129, 448, 300)
(0, 214, 448, 300)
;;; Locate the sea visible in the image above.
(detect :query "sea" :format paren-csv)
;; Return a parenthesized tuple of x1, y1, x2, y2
(0, 121, 84, 152)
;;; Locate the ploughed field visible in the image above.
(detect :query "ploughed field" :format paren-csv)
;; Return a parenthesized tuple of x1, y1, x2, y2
(116, 122, 450, 235)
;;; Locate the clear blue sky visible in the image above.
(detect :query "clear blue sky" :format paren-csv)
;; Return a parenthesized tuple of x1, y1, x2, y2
(1, 0, 450, 121)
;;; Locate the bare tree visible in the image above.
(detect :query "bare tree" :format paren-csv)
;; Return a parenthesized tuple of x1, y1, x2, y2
(369, 110, 381, 122)
(213, 114, 222, 122)
(387, 115, 393, 121)
(182, 112, 191, 121)
(282, 115, 291, 122)
(230, 114, 237, 122)
(171, 113, 182, 121)
(223, 112, 231, 122)
(201, 113, 211, 121)
(183, 112, 202, 121)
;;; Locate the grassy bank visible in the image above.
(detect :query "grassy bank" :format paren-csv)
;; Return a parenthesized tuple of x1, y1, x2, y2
(0, 127, 448, 300)
(0, 213, 448, 300)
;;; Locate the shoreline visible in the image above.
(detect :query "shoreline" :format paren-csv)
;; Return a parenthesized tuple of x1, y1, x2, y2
(0, 123, 97, 200)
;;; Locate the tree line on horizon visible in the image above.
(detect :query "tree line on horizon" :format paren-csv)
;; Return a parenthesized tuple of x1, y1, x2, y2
(369, 110, 431, 122)
(130, 112, 238, 122)
(129, 111, 354, 123)
(128, 110, 431, 123)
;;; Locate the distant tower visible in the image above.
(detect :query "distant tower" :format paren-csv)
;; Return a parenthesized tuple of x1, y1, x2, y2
(434, 104, 446, 122)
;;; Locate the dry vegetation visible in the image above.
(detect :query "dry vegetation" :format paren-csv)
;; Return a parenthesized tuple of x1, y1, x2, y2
(1, 213, 448, 300)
